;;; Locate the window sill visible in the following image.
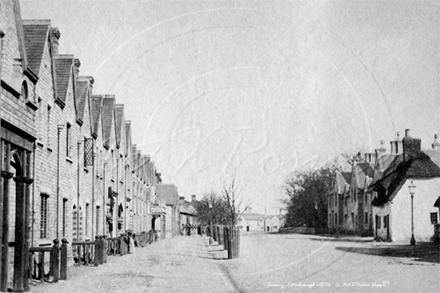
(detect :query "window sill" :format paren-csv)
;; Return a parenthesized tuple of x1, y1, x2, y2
(66, 157, 73, 164)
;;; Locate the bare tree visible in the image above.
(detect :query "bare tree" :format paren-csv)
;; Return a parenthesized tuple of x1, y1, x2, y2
(222, 176, 250, 228)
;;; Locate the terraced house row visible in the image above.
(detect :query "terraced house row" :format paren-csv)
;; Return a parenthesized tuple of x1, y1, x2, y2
(328, 130, 440, 243)
(0, 1, 174, 291)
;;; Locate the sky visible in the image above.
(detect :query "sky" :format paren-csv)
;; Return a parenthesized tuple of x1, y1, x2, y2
(20, 0, 440, 214)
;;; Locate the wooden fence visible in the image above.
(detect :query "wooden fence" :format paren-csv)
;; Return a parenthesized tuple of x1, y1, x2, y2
(29, 230, 159, 285)
(211, 225, 240, 259)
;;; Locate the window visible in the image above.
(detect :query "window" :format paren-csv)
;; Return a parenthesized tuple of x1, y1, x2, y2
(47, 106, 51, 147)
(376, 215, 381, 229)
(66, 123, 71, 157)
(85, 203, 89, 236)
(96, 206, 100, 235)
(383, 215, 387, 228)
(84, 138, 93, 167)
(430, 213, 438, 224)
(344, 213, 348, 223)
(334, 213, 337, 225)
(351, 213, 354, 224)
(365, 193, 368, 203)
(334, 194, 336, 206)
(62, 199, 67, 237)
(365, 212, 368, 225)
(40, 195, 48, 238)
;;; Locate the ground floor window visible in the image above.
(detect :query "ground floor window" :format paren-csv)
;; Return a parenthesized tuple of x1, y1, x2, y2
(62, 199, 67, 237)
(430, 212, 438, 224)
(365, 212, 368, 225)
(40, 194, 48, 238)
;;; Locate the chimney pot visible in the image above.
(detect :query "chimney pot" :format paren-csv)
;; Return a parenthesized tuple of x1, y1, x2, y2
(51, 27, 61, 55)
(74, 58, 81, 75)
(405, 129, 410, 138)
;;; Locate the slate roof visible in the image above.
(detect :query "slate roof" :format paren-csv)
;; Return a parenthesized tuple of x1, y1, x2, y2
(115, 104, 124, 149)
(76, 79, 88, 123)
(372, 152, 440, 206)
(333, 171, 352, 194)
(423, 149, 440, 168)
(125, 121, 132, 155)
(179, 201, 197, 216)
(101, 96, 116, 147)
(22, 20, 50, 76)
(352, 162, 374, 189)
(90, 95, 103, 136)
(54, 55, 74, 104)
(156, 184, 179, 206)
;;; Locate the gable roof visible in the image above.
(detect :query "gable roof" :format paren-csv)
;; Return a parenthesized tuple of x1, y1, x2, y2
(333, 171, 351, 194)
(101, 96, 116, 147)
(22, 20, 50, 76)
(156, 184, 179, 206)
(125, 121, 132, 155)
(76, 80, 88, 123)
(54, 55, 74, 105)
(423, 149, 440, 168)
(115, 104, 124, 149)
(90, 95, 103, 138)
(372, 152, 440, 206)
(352, 162, 374, 189)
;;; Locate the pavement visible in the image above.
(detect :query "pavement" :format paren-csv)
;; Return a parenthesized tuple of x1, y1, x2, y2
(30, 235, 235, 293)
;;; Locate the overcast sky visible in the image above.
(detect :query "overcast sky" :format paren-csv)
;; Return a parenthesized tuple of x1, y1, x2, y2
(21, 0, 439, 214)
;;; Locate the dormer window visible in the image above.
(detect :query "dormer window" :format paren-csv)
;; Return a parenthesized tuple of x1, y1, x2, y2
(21, 82, 28, 100)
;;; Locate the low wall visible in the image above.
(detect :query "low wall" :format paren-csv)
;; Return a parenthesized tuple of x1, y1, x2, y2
(279, 227, 328, 235)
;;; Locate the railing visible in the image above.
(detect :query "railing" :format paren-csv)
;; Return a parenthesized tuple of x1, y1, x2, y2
(29, 238, 68, 283)
(29, 230, 159, 287)
(71, 240, 94, 266)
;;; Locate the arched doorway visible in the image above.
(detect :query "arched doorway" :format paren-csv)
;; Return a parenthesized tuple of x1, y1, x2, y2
(1, 141, 33, 292)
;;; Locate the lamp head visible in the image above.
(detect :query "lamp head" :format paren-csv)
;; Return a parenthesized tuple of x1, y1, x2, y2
(408, 181, 416, 195)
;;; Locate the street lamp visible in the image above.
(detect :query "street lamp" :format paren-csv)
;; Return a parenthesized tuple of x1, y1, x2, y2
(408, 181, 416, 245)
(208, 197, 213, 245)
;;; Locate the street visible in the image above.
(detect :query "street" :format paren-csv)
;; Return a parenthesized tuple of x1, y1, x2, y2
(29, 233, 438, 293)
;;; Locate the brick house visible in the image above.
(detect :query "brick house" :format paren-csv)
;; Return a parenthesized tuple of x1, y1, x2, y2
(0, 0, 38, 290)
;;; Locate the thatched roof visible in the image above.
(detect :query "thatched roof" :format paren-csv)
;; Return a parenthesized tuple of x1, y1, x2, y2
(372, 151, 440, 206)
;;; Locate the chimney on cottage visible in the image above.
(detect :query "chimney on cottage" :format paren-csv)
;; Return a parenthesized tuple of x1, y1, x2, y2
(179, 196, 185, 205)
(50, 27, 61, 55)
(74, 58, 81, 76)
(432, 134, 440, 150)
(375, 140, 386, 160)
(390, 132, 403, 154)
(191, 194, 196, 202)
(402, 129, 421, 159)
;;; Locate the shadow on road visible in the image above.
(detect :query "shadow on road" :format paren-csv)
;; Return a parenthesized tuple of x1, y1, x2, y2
(335, 242, 440, 264)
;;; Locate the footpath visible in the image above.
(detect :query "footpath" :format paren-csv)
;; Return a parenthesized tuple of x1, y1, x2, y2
(30, 235, 236, 293)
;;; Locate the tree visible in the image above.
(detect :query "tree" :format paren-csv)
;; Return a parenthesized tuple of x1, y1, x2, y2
(193, 193, 229, 226)
(222, 177, 250, 228)
(283, 165, 336, 228)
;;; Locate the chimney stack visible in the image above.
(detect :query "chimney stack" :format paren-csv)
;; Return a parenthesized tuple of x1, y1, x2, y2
(51, 27, 61, 55)
(375, 140, 386, 160)
(402, 129, 421, 159)
(191, 194, 196, 202)
(74, 58, 81, 76)
(390, 132, 403, 154)
(432, 134, 440, 150)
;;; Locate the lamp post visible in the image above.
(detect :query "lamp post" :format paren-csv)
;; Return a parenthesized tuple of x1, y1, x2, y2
(408, 181, 416, 246)
(314, 198, 319, 232)
(208, 197, 213, 245)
